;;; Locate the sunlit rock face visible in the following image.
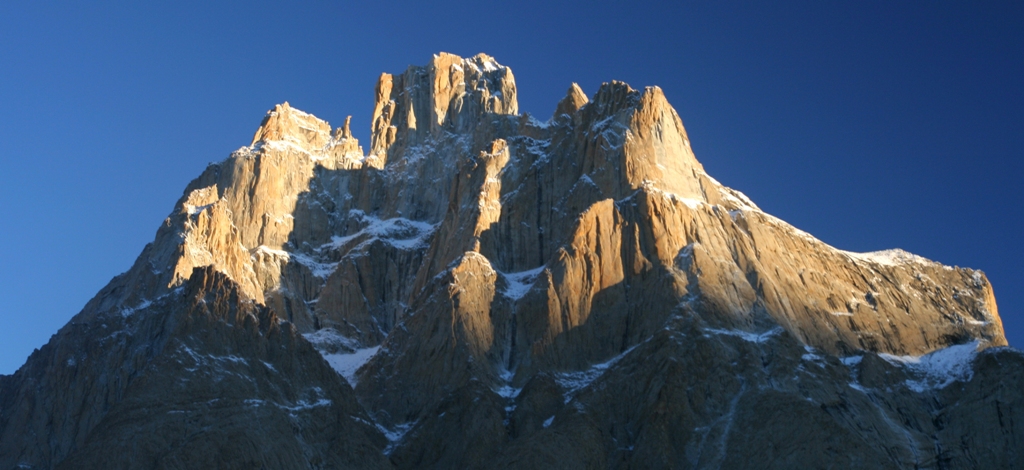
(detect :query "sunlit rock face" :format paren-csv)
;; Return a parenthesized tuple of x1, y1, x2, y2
(1, 52, 1020, 470)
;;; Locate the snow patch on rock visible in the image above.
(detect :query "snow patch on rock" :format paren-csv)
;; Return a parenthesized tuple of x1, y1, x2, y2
(327, 210, 436, 251)
(319, 347, 381, 386)
(845, 249, 934, 268)
(303, 328, 359, 353)
(706, 327, 783, 344)
(120, 299, 152, 318)
(880, 341, 980, 392)
(500, 266, 546, 300)
(555, 344, 640, 404)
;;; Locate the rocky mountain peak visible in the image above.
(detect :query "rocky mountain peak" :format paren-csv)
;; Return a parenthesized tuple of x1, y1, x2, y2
(369, 52, 517, 159)
(553, 82, 589, 121)
(567, 80, 710, 202)
(1, 52, 1020, 470)
(333, 115, 355, 140)
(251, 101, 331, 147)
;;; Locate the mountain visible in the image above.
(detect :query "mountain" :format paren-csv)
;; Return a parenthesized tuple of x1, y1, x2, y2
(1, 52, 1021, 469)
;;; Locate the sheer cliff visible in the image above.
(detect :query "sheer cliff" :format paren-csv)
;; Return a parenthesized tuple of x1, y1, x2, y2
(1, 52, 1020, 469)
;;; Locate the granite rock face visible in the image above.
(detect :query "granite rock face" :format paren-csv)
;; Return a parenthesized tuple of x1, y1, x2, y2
(1, 52, 1020, 469)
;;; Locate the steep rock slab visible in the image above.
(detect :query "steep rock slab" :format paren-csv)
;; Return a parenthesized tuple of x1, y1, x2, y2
(0, 267, 389, 469)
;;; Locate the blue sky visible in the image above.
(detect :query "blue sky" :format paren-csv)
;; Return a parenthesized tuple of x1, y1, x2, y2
(1, 1, 1021, 374)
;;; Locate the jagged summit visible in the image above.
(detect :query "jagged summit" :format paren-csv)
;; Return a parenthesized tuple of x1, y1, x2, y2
(1, 52, 1019, 469)
(369, 52, 517, 158)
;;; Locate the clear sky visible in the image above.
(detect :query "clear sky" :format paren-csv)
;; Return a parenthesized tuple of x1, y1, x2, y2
(1, 1, 1021, 374)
